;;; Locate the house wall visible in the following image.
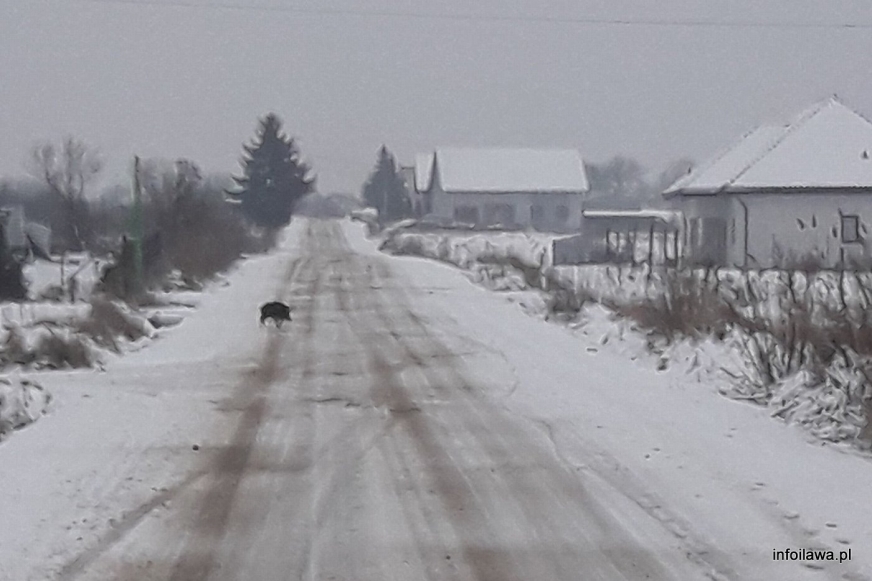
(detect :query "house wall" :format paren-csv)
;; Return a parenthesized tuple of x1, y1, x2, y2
(673, 196, 732, 266)
(742, 192, 872, 268)
(429, 188, 584, 231)
(677, 190, 872, 268)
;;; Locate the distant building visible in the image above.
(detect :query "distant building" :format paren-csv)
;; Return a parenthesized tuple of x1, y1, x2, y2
(0, 206, 51, 261)
(413, 148, 589, 231)
(665, 97, 872, 268)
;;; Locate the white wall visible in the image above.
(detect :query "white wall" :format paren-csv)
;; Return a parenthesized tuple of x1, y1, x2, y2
(679, 191, 872, 268)
(743, 192, 872, 268)
(430, 189, 584, 231)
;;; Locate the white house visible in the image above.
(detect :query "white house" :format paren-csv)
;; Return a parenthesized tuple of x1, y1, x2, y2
(665, 97, 872, 268)
(414, 148, 589, 232)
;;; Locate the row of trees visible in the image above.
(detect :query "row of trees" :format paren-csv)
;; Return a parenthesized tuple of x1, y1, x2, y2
(584, 156, 695, 205)
(0, 113, 315, 299)
(2, 113, 315, 254)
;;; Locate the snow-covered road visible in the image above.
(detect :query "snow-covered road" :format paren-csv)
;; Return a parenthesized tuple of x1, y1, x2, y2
(3, 218, 871, 581)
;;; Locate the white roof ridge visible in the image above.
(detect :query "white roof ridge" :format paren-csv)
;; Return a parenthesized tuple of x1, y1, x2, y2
(723, 124, 792, 188)
(664, 125, 775, 193)
(666, 96, 872, 195)
(724, 98, 839, 188)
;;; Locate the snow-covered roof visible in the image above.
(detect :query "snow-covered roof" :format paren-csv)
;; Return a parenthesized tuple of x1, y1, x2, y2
(665, 126, 788, 194)
(429, 147, 588, 193)
(583, 209, 683, 221)
(582, 208, 683, 228)
(666, 97, 872, 195)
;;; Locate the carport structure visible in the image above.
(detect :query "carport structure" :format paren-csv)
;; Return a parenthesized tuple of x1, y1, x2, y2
(553, 209, 683, 266)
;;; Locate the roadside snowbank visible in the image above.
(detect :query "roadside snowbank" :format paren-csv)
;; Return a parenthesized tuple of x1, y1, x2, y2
(380, 226, 872, 448)
(0, 298, 158, 371)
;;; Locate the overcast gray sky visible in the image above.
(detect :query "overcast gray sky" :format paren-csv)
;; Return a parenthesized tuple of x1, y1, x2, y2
(1, 0, 871, 193)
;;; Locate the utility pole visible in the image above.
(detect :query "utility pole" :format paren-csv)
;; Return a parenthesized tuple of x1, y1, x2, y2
(129, 156, 144, 296)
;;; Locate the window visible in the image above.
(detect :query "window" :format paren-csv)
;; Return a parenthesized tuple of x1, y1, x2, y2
(841, 215, 860, 243)
(555, 205, 570, 223)
(454, 205, 479, 224)
(483, 203, 515, 226)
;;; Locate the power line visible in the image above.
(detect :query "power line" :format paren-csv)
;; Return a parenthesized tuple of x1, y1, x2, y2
(29, 0, 872, 30)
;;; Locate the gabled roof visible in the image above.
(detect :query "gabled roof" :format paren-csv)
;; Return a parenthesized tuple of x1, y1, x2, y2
(421, 147, 588, 193)
(666, 97, 872, 195)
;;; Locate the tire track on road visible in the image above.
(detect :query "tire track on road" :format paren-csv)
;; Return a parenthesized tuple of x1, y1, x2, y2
(357, 248, 697, 580)
(165, 250, 314, 581)
(55, 252, 311, 581)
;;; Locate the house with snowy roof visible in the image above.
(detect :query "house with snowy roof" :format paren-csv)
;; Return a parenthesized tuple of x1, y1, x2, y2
(665, 97, 872, 269)
(414, 148, 589, 231)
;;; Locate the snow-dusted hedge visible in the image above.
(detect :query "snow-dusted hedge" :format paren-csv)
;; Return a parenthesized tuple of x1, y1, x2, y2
(0, 296, 157, 371)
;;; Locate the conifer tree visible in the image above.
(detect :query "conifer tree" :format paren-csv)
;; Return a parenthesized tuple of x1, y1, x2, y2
(228, 114, 314, 228)
(361, 145, 410, 223)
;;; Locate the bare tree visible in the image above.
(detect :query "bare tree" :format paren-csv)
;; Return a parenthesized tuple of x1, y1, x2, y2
(139, 158, 202, 230)
(585, 155, 652, 201)
(29, 137, 103, 251)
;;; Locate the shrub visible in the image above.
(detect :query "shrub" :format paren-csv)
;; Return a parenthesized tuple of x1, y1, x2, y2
(75, 296, 150, 352)
(613, 267, 731, 342)
(35, 331, 93, 369)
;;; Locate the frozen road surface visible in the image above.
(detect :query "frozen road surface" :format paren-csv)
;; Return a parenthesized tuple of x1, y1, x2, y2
(5, 219, 871, 581)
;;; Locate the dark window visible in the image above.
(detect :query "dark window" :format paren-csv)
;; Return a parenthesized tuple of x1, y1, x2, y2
(454, 205, 479, 224)
(555, 205, 570, 223)
(841, 215, 860, 243)
(483, 203, 515, 226)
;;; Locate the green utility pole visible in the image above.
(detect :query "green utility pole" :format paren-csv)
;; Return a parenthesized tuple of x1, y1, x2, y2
(128, 156, 144, 296)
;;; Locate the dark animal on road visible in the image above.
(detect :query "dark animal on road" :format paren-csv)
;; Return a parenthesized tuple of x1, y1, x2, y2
(260, 301, 292, 328)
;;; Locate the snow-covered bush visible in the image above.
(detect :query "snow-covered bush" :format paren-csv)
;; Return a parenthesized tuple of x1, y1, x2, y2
(75, 296, 154, 352)
(0, 295, 155, 370)
(35, 329, 94, 369)
(0, 376, 51, 438)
